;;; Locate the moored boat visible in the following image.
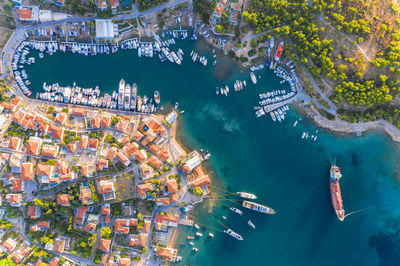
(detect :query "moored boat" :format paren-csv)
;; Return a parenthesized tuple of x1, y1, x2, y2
(330, 164, 345, 221)
(250, 72, 257, 84)
(237, 192, 257, 199)
(248, 220, 255, 229)
(154, 91, 160, 104)
(224, 228, 243, 240)
(242, 200, 276, 214)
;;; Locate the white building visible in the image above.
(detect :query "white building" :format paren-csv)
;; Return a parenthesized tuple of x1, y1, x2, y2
(95, 19, 115, 40)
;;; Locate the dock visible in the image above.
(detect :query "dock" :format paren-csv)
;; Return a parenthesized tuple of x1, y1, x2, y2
(263, 94, 299, 113)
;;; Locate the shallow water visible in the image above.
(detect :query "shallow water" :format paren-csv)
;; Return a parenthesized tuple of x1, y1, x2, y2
(24, 39, 400, 266)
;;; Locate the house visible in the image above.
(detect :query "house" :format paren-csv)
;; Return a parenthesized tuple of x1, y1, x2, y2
(67, 143, 76, 153)
(101, 116, 111, 128)
(25, 137, 42, 156)
(148, 156, 162, 169)
(83, 223, 96, 234)
(8, 137, 22, 151)
(9, 154, 23, 173)
(106, 147, 118, 161)
(38, 122, 49, 135)
(139, 164, 153, 180)
(191, 175, 211, 188)
(81, 165, 94, 177)
(21, 163, 34, 181)
(129, 233, 148, 247)
(16, 6, 39, 22)
(27, 205, 41, 219)
(99, 180, 116, 201)
(116, 151, 130, 167)
(73, 206, 89, 226)
(91, 116, 100, 128)
(110, 0, 119, 10)
(88, 138, 98, 150)
(116, 119, 129, 133)
(57, 194, 70, 206)
(1, 101, 16, 112)
(55, 113, 67, 124)
(101, 203, 111, 216)
(133, 131, 144, 141)
(158, 147, 170, 162)
(114, 219, 130, 234)
(167, 179, 178, 193)
(149, 144, 160, 154)
(133, 149, 147, 163)
(2, 238, 17, 253)
(12, 179, 23, 192)
(48, 124, 64, 140)
(49, 257, 60, 266)
(79, 185, 93, 205)
(182, 155, 202, 174)
(53, 236, 70, 254)
(11, 110, 26, 124)
(118, 136, 130, 146)
(156, 248, 178, 262)
(137, 183, 153, 199)
(11, 241, 30, 263)
(98, 239, 111, 252)
(155, 213, 179, 227)
(6, 194, 22, 207)
(156, 197, 170, 206)
(71, 109, 87, 117)
(118, 258, 130, 266)
(80, 135, 88, 149)
(42, 144, 59, 158)
(36, 164, 54, 183)
(31, 221, 50, 232)
(123, 142, 138, 156)
(55, 0, 64, 6)
(97, 158, 109, 171)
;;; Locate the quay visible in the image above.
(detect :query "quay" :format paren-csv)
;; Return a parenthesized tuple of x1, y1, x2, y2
(263, 94, 300, 113)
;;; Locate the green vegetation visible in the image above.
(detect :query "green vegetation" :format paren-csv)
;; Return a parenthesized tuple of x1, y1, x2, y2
(137, 0, 168, 11)
(193, 187, 203, 196)
(194, 0, 216, 23)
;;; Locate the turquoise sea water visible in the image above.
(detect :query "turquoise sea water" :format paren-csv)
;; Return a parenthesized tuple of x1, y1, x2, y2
(24, 39, 400, 266)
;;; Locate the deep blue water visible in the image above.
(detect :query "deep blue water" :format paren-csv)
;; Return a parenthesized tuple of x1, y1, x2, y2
(24, 39, 400, 266)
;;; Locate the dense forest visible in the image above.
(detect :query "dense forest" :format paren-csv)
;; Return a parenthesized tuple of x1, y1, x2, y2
(243, 0, 400, 126)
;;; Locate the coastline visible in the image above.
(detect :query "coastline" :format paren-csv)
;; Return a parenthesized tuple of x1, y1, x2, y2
(303, 104, 400, 143)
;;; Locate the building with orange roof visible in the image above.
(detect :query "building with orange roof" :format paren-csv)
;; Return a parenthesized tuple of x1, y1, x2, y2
(88, 138, 98, 150)
(101, 116, 112, 127)
(71, 109, 87, 116)
(129, 233, 148, 247)
(80, 165, 94, 177)
(97, 158, 109, 171)
(156, 248, 177, 262)
(148, 156, 162, 169)
(25, 137, 42, 155)
(101, 203, 111, 216)
(20, 112, 33, 128)
(133, 130, 144, 141)
(118, 136, 130, 146)
(157, 147, 169, 161)
(80, 135, 88, 149)
(16, 6, 38, 22)
(101, 254, 109, 265)
(36, 163, 54, 183)
(42, 144, 59, 158)
(145, 117, 161, 131)
(2, 238, 17, 253)
(91, 116, 100, 128)
(98, 239, 111, 252)
(55, 113, 67, 124)
(149, 144, 160, 154)
(83, 223, 96, 234)
(99, 180, 116, 201)
(117, 119, 129, 132)
(11, 241, 30, 263)
(182, 155, 202, 174)
(116, 151, 130, 167)
(79, 185, 93, 205)
(53, 236, 68, 254)
(106, 147, 118, 161)
(73, 206, 89, 226)
(31, 221, 50, 232)
(11, 110, 26, 124)
(156, 197, 170, 206)
(48, 124, 64, 140)
(139, 164, 153, 180)
(118, 257, 130, 266)
(57, 194, 70, 206)
(1, 101, 16, 112)
(12, 179, 22, 192)
(124, 142, 138, 156)
(169, 192, 179, 203)
(155, 213, 179, 227)
(67, 143, 76, 153)
(145, 129, 157, 143)
(133, 149, 147, 163)
(27, 205, 41, 219)
(11, 96, 21, 105)
(155, 125, 167, 135)
(114, 219, 130, 234)
(6, 194, 22, 206)
(166, 179, 178, 193)
(49, 257, 60, 266)
(38, 121, 49, 135)
(191, 175, 211, 188)
(8, 137, 22, 151)
(137, 183, 153, 199)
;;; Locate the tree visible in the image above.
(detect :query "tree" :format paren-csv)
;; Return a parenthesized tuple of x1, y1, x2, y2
(250, 39, 258, 48)
(101, 227, 112, 238)
(193, 187, 203, 196)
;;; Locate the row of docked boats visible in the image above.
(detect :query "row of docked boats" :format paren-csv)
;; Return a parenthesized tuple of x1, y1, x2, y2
(301, 130, 318, 141)
(250, 64, 265, 72)
(190, 50, 207, 66)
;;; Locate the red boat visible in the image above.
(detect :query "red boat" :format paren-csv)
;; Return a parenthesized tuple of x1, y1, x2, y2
(274, 41, 284, 61)
(330, 165, 345, 221)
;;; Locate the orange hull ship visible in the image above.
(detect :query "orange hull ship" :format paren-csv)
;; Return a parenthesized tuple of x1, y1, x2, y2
(330, 165, 345, 221)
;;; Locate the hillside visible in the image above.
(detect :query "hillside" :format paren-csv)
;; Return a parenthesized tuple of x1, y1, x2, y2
(242, 0, 400, 126)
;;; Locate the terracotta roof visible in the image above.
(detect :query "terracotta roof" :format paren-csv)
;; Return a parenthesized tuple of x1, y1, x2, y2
(2, 238, 16, 252)
(83, 223, 96, 233)
(71, 109, 87, 116)
(117, 119, 129, 132)
(89, 138, 98, 149)
(36, 164, 54, 178)
(169, 192, 179, 203)
(116, 151, 129, 165)
(101, 205, 110, 216)
(105, 216, 110, 224)
(8, 137, 21, 151)
(155, 125, 167, 135)
(12, 179, 22, 192)
(100, 180, 114, 194)
(101, 116, 111, 127)
(11, 110, 25, 124)
(49, 124, 64, 140)
(191, 175, 211, 188)
(133, 150, 147, 163)
(38, 122, 49, 134)
(8, 194, 21, 203)
(106, 147, 118, 160)
(16, 8, 33, 20)
(53, 238, 65, 254)
(25, 138, 40, 155)
(118, 258, 130, 266)
(124, 142, 138, 155)
(50, 257, 60, 266)
(137, 183, 153, 196)
(27, 206, 40, 219)
(133, 131, 143, 141)
(155, 213, 179, 224)
(12, 96, 21, 106)
(139, 164, 152, 176)
(55, 113, 67, 124)
(97, 159, 109, 171)
(91, 116, 100, 128)
(1, 101, 16, 111)
(145, 118, 161, 131)
(34, 115, 44, 123)
(115, 219, 129, 234)
(80, 165, 93, 177)
(67, 143, 76, 153)
(129, 233, 148, 247)
(143, 220, 151, 233)
(74, 206, 89, 225)
(37, 221, 50, 229)
(145, 130, 157, 142)
(158, 147, 169, 161)
(57, 194, 70, 206)
(148, 156, 162, 169)
(130, 218, 138, 226)
(166, 179, 178, 193)
(119, 137, 130, 146)
(156, 197, 170, 205)
(80, 135, 88, 149)
(79, 187, 92, 205)
(98, 239, 111, 252)
(101, 254, 109, 265)
(42, 144, 58, 157)
(156, 248, 176, 260)
(149, 144, 160, 154)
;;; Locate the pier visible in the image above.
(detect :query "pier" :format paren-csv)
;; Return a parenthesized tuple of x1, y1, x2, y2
(263, 94, 299, 113)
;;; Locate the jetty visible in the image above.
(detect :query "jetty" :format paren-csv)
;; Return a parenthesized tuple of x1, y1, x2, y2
(263, 94, 299, 113)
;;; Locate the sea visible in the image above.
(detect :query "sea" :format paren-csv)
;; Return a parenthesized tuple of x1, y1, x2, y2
(24, 39, 400, 266)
